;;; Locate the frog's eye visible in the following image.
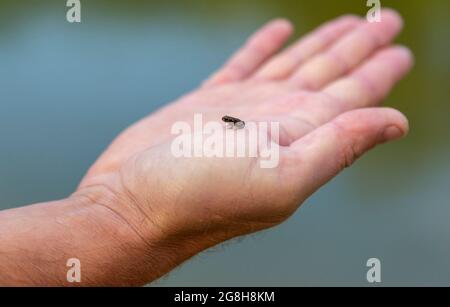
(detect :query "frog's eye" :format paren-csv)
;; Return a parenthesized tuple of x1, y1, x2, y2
(222, 115, 239, 123)
(222, 115, 245, 129)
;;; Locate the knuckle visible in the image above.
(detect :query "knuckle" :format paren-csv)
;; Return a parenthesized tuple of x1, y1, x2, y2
(332, 120, 365, 169)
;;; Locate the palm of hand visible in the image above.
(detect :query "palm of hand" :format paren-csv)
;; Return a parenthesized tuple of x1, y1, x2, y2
(78, 10, 412, 243)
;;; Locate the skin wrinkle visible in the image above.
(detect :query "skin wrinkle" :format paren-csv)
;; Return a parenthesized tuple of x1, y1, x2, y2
(172, 151, 272, 236)
(288, 113, 318, 138)
(326, 50, 351, 79)
(329, 120, 360, 170)
(120, 158, 168, 241)
(352, 70, 383, 104)
(291, 73, 316, 90)
(223, 60, 249, 80)
(332, 115, 386, 170)
(322, 84, 352, 108)
(277, 118, 297, 146)
(73, 186, 157, 263)
(320, 91, 348, 116)
(351, 48, 410, 105)
(357, 24, 384, 52)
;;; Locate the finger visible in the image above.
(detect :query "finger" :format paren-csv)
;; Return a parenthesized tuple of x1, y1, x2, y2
(254, 15, 361, 80)
(322, 46, 413, 111)
(284, 47, 413, 132)
(270, 46, 412, 142)
(285, 108, 409, 197)
(290, 9, 403, 90)
(203, 19, 293, 87)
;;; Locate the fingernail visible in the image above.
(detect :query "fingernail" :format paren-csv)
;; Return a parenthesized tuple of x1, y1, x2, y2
(383, 126, 405, 142)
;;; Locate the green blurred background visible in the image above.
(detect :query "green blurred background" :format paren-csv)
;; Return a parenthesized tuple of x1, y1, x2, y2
(0, 0, 449, 286)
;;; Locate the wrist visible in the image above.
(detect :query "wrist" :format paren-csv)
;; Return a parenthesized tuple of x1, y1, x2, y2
(61, 192, 167, 286)
(0, 191, 160, 286)
(74, 172, 209, 284)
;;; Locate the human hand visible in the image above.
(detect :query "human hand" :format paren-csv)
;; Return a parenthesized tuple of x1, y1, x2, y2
(76, 9, 413, 282)
(80, 9, 411, 184)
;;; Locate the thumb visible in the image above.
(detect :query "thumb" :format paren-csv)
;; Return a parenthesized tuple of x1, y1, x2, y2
(287, 108, 409, 197)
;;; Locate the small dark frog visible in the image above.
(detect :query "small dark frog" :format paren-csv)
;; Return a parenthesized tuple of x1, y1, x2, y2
(222, 116, 245, 129)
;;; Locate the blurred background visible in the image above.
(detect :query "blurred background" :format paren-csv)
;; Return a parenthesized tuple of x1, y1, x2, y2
(0, 0, 449, 286)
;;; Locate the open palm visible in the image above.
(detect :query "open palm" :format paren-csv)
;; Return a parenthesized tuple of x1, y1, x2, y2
(81, 9, 411, 185)
(77, 9, 412, 249)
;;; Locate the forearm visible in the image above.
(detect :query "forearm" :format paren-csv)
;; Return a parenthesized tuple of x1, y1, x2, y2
(0, 186, 181, 286)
